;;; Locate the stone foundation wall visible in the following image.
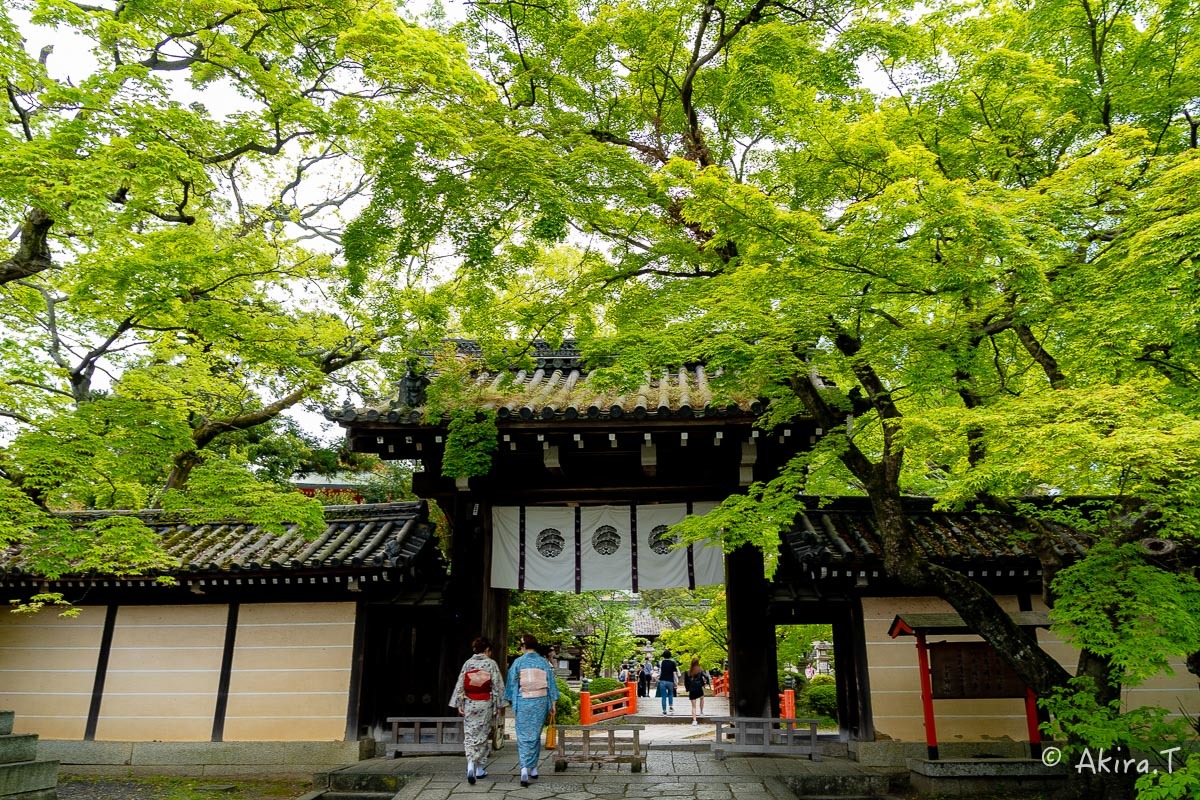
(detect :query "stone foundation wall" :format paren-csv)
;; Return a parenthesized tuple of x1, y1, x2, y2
(39, 739, 373, 778)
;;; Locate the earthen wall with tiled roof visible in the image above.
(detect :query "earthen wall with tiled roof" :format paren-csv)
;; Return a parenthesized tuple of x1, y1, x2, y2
(783, 497, 1090, 570)
(1, 502, 438, 581)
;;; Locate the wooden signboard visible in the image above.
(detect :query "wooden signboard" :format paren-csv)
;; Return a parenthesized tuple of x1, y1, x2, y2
(928, 642, 1027, 699)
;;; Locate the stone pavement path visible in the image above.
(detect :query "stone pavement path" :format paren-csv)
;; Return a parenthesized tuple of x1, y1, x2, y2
(393, 771, 797, 800)
(349, 748, 893, 800)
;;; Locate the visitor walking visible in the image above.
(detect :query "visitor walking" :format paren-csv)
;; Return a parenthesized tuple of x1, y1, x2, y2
(658, 649, 680, 715)
(505, 634, 560, 787)
(638, 657, 652, 697)
(684, 658, 710, 724)
(449, 636, 506, 785)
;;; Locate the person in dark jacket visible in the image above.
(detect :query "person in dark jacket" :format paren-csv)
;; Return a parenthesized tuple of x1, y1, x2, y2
(657, 650, 680, 715)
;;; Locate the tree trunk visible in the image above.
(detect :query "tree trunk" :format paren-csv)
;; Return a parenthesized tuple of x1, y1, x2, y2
(923, 564, 1073, 696)
(0, 208, 54, 285)
(865, 481, 925, 586)
(162, 450, 202, 493)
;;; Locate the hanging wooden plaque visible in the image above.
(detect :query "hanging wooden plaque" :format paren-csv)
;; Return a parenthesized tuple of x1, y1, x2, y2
(929, 642, 1027, 699)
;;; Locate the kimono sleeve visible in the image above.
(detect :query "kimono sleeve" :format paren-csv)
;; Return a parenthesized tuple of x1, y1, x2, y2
(448, 660, 469, 708)
(489, 658, 507, 707)
(505, 657, 521, 704)
(545, 659, 560, 703)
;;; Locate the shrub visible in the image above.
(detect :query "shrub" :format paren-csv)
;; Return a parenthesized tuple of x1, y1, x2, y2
(585, 677, 624, 697)
(808, 673, 835, 686)
(803, 684, 839, 718)
(556, 677, 578, 702)
(1136, 754, 1200, 800)
(554, 678, 578, 724)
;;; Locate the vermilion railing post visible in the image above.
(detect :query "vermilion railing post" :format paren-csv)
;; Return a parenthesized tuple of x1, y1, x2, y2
(915, 633, 939, 760)
(778, 689, 794, 718)
(1025, 688, 1043, 759)
(579, 692, 592, 725)
(626, 681, 637, 715)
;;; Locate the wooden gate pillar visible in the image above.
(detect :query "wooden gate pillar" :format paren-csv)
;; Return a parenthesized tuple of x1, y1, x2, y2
(480, 503, 509, 673)
(438, 494, 486, 705)
(725, 544, 778, 718)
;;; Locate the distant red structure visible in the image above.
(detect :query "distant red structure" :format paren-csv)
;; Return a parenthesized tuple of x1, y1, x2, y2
(291, 473, 364, 503)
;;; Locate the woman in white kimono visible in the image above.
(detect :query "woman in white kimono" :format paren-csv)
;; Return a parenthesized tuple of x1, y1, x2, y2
(449, 636, 506, 784)
(504, 634, 560, 787)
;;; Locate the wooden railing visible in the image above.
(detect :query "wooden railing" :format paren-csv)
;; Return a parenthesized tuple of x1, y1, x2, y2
(553, 724, 646, 773)
(712, 672, 730, 696)
(385, 709, 505, 758)
(711, 717, 821, 761)
(579, 681, 638, 724)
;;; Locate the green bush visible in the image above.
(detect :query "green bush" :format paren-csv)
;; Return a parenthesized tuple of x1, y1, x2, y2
(554, 678, 579, 724)
(808, 673, 835, 686)
(803, 684, 839, 718)
(584, 677, 624, 697)
(1136, 754, 1200, 799)
(778, 671, 807, 692)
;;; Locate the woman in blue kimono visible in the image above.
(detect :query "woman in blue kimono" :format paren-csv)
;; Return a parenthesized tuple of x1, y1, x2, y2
(505, 634, 560, 787)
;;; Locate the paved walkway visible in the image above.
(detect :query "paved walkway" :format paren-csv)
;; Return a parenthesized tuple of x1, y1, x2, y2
(316, 713, 897, 800)
(356, 752, 887, 800)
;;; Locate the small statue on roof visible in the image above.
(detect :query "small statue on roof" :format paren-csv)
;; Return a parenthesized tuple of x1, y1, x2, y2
(397, 366, 430, 410)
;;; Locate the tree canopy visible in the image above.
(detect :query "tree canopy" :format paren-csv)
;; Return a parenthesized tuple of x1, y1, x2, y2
(0, 0, 477, 569)
(343, 0, 1200, 786)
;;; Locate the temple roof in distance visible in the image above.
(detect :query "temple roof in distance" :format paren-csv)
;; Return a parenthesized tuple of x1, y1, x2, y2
(1, 502, 440, 582)
(325, 341, 766, 426)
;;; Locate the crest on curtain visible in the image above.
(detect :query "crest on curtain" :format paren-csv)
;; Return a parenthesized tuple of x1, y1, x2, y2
(490, 503, 723, 591)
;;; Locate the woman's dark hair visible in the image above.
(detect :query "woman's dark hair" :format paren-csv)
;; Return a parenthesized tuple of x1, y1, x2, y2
(662, 649, 672, 659)
(521, 634, 539, 650)
(472, 636, 492, 654)
(690, 657, 701, 672)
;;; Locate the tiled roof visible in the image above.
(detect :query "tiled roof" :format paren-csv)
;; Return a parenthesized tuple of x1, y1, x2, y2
(1, 502, 438, 580)
(630, 607, 675, 637)
(325, 342, 765, 425)
(784, 497, 1090, 569)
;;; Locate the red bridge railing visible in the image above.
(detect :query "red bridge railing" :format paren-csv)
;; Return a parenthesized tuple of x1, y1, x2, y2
(579, 681, 638, 725)
(712, 672, 730, 697)
(778, 688, 795, 718)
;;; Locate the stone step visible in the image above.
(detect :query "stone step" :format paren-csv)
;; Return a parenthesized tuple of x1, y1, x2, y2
(782, 771, 892, 797)
(0, 712, 13, 737)
(313, 766, 407, 794)
(0, 760, 58, 796)
(0, 789, 57, 800)
(0, 735, 39, 766)
(314, 793, 396, 800)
